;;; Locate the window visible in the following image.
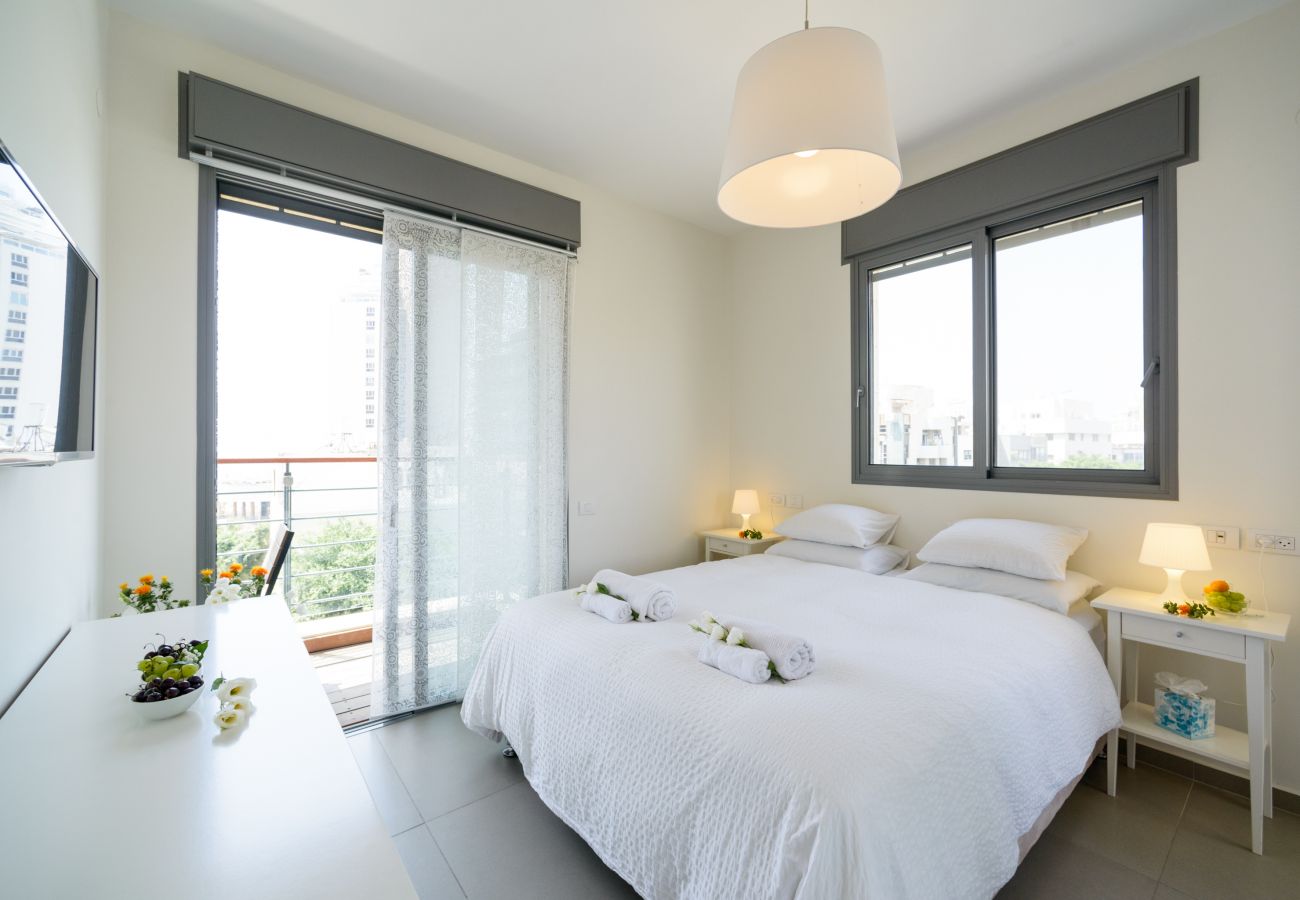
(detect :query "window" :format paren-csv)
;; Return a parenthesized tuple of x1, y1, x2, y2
(4, 328, 25, 343)
(854, 185, 1173, 497)
(10, 291, 26, 306)
(365, 320, 375, 330)
(1, 348, 22, 361)
(365, 390, 375, 400)
(8, 310, 25, 323)
(364, 403, 375, 414)
(0, 387, 15, 398)
(10, 272, 27, 286)
(364, 417, 375, 428)
(10, 253, 28, 268)
(868, 246, 972, 468)
(365, 376, 375, 387)
(0, 406, 14, 419)
(0, 367, 17, 379)
(365, 361, 375, 373)
(365, 348, 375, 358)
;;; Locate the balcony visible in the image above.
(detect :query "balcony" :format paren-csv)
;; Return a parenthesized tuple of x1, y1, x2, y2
(217, 456, 378, 726)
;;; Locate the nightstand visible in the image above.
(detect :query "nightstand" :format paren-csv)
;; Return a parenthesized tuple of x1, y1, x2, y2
(699, 528, 784, 561)
(1091, 587, 1290, 854)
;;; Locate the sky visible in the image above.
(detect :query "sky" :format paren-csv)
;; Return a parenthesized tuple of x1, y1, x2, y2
(870, 200, 1145, 461)
(216, 210, 381, 458)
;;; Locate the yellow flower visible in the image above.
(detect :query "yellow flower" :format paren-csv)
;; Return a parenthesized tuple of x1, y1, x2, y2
(199, 568, 214, 578)
(119, 582, 129, 591)
(160, 575, 170, 584)
(229, 563, 244, 573)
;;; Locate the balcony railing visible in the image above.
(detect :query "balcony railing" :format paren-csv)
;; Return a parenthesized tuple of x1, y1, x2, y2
(216, 457, 378, 624)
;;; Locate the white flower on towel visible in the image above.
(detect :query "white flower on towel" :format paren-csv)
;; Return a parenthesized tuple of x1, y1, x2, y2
(726, 628, 745, 646)
(701, 611, 717, 626)
(709, 623, 727, 642)
(688, 619, 703, 632)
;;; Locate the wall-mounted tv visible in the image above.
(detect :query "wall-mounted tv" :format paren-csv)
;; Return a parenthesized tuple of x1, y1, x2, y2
(0, 139, 97, 466)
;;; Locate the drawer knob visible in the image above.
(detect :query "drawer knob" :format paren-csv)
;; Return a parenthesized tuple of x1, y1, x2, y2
(1175, 630, 1185, 638)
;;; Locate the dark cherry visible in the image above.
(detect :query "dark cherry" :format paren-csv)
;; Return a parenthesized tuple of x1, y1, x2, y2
(163, 687, 180, 699)
(150, 678, 163, 687)
(143, 651, 157, 659)
(187, 676, 203, 688)
(176, 683, 191, 695)
(160, 678, 175, 689)
(145, 691, 162, 702)
(157, 645, 175, 657)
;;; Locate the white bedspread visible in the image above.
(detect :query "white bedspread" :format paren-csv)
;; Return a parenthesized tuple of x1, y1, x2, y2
(461, 555, 1120, 900)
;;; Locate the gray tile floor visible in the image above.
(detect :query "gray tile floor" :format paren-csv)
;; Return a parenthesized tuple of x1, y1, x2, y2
(349, 705, 1300, 899)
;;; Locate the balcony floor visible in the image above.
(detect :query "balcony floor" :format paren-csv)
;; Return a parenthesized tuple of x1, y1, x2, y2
(309, 640, 373, 727)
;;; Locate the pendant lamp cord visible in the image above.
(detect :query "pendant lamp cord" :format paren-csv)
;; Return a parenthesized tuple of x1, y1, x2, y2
(804, 0, 810, 29)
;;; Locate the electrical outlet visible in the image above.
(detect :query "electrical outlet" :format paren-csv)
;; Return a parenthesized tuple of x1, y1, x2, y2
(577, 500, 596, 516)
(1201, 525, 1240, 549)
(787, 494, 803, 509)
(1247, 529, 1297, 554)
(768, 493, 785, 508)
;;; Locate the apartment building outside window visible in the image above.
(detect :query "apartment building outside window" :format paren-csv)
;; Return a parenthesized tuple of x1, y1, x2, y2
(10, 253, 28, 268)
(8, 310, 26, 323)
(4, 328, 25, 343)
(0, 405, 14, 419)
(10, 271, 27, 286)
(1, 348, 22, 361)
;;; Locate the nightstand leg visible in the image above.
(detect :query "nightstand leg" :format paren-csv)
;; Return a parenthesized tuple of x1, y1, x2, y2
(1124, 640, 1138, 769)
(1105, 616, 1122, 797)
(1262, 642, 1273, 819)
(1246, 639, 1266, 854)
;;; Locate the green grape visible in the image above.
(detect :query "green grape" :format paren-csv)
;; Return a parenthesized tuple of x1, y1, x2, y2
(180, 663, 199, 678)
(164, 667, 182, 680)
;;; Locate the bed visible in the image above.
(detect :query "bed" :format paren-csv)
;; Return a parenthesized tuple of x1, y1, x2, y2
(461, 554, 1120, 899)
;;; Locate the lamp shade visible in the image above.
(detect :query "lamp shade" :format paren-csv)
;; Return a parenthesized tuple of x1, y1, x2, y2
(1139, 523, 1211, 571)
(718, 27, 901, 228)
(731, 489, 761, 516)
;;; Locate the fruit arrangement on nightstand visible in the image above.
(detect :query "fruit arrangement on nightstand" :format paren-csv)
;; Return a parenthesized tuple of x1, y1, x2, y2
(1202, 578, 1249, 615)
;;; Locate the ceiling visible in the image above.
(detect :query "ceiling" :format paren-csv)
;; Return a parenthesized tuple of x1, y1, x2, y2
(109, 0, 1283, 232)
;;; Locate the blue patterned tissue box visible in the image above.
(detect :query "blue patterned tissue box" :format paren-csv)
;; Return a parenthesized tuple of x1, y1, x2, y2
(1154, 688, 1215, 740)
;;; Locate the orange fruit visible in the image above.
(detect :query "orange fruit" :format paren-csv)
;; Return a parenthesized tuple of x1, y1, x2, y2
(1204, 579, 1230, 593)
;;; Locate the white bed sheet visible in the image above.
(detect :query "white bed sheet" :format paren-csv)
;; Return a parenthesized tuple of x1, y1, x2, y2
(462, 555, 1120, 900)
(1067, 597, 1105, 656)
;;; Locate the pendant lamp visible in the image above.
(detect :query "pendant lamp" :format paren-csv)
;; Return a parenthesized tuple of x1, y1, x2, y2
(718, 4, 900, 228)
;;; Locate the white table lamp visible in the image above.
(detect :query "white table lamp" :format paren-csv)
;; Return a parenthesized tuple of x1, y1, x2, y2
(1139, 523, 1211, 601)
(732, 489, 760, 532)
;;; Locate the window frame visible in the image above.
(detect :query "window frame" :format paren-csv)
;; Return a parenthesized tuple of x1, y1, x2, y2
(852, 170, 1178, 499)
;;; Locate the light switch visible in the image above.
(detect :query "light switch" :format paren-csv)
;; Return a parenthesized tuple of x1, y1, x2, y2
(787, 495, 803, 509)
(577, 500, 596, 516)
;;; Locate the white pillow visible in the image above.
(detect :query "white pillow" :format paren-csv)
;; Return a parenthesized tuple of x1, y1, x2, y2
(900, 562, 1100, 615)
(915, 518, 1088, 581)
(774, 504, 900, 549)
(766, 540, 909, 575)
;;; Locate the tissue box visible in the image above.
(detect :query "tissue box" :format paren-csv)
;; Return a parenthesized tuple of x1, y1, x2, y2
(1154, 688, 1215, 740)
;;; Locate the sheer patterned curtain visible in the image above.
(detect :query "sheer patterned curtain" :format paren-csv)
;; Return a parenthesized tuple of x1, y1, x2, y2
(373, 212, 571, 716)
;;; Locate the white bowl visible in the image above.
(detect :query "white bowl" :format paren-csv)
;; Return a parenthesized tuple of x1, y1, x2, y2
(131, 684, 205, 720)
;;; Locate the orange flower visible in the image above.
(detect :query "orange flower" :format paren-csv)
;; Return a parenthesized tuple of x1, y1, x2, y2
(140, 573, 155, 584)
(133, 585, 152, 596)
(199, 569, 214, 578)
(229, 563, 244, 573)
(250, 566, 268, 578)
(218, 571, 233, 580)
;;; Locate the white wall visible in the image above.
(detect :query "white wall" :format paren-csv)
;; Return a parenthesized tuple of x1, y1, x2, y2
(728, 2, 1300, 790)
(0, 1, 106, 713)
(100, 11, 731, 610)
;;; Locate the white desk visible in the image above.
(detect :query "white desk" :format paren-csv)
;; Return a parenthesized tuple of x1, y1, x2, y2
(0, 598, 416, 899)
(1091, 588, 1290, 855)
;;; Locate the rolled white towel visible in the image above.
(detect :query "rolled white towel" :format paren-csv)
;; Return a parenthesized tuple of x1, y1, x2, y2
(698, 637, 771, 684)
(591, 569, 676, 621)
(580, 589, 633, 624)
(719, 616, 815, 680)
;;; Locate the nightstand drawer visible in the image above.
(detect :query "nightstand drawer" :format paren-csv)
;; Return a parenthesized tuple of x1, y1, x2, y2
(1121, 614, 1246, 659)
(709, 537, 747, 555)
